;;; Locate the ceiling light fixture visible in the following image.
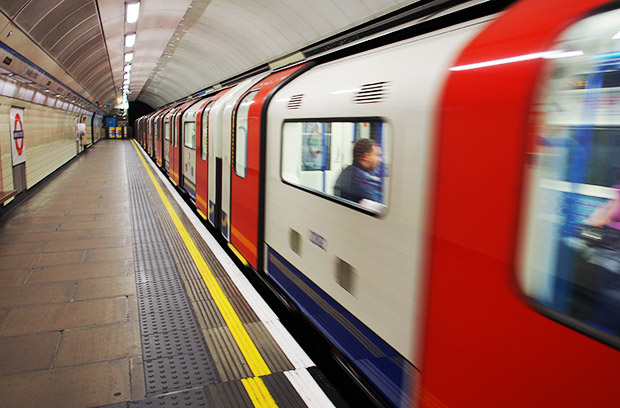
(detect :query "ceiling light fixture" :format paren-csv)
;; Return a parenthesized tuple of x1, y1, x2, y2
(125, 33, 136, 47)
(124, 64, 132, 72)
(125, 52, 133, 63)
(126, 2, 140, 24)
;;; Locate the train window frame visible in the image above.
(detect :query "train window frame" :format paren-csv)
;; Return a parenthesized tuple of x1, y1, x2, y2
(184, 121, 196, 150)
(517, 3, 620, 351)
(164, 120, 170, 141)
(233, 90, 259, 179)
(280, 117, 391, 217)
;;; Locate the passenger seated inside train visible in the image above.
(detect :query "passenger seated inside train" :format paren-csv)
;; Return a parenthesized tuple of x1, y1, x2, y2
(334, 138, 385, 211)
(281, 120, 389, 214)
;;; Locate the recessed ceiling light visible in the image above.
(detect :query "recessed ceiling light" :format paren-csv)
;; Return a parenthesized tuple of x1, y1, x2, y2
(125, 33, 136, 47)
(126, 2, 140, 24)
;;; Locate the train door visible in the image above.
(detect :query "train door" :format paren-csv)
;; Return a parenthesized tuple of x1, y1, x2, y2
(156, 107, 173, 167)
(170, 100, 196, 186)
(163, 109, 173, 174)
(169, 106, 181, 185)
(181, 99, 205, 200)
(217, 73, 268, 241)
(196, 90, 228, 221)
(229, 64, 309, 269)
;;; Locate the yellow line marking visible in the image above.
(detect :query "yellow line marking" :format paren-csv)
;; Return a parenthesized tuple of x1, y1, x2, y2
(242, 377, 278, 408)
(228, 242, 249, 266)
(131, 141, 271, 377)
(232, 225, 258, 257)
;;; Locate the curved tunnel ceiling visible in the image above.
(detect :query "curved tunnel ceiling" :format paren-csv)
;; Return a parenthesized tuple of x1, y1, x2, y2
(0, 0, 419, 111)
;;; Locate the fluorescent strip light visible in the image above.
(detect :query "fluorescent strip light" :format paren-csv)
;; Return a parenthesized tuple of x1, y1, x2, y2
(124, 64, 132, 72)
(126, 2, 140, 24)
(125, 33, 136, 47)
(125, 52, 133, 63)
(124, 72, 130, 80)
(613, 30, 620, 40)
(450, 50, 583, 71)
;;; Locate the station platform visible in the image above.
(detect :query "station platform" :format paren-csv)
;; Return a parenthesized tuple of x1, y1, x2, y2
(0, 139, 342, 408)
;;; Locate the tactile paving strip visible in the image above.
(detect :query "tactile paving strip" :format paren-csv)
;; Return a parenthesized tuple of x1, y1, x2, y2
(143, 353, 217, 394)
(128, 387, 208, 407)
(125, 145, 219, 399)
(142, 328, 206, 360)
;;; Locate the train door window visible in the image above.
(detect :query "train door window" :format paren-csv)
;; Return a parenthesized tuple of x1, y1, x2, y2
(520, 5, 620, 344)
(281, 119, 391, 214)
(172, 115, 178, 147)
(184, 122, 196, 149)
(154, 122, 159, 142)
(164, 120, 170, 141)
(234, 90, 259, 178)
(201, 101, 213, 160)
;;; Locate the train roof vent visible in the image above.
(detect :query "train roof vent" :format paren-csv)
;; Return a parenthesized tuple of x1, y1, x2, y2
(354, 81, 390, 104)
(287, 94, 304, 109)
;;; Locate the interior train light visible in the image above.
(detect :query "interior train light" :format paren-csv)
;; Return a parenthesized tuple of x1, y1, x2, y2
(613, 30, 620, 39)
(126, 2, 140, 24)
(450, 50, 583, 71)
(125, 33, 136, 48)
(125, 52, 134, 63)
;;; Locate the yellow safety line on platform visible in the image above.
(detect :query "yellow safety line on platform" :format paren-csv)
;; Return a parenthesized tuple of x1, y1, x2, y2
(242, 377, 278, 408)
(131, 142, 275, 405)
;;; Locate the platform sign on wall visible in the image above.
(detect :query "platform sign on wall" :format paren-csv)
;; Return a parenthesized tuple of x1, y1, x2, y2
(10, 107, 25, 166)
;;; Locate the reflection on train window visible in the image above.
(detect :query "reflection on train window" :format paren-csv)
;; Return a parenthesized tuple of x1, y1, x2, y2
(201, 102, 212, 161)
(281, 120, 391, 213)
(164, 121, 170, 141)
(520, 7, 620, 341)
(234, 90, 259, 178)
(184, 122, 196, 149)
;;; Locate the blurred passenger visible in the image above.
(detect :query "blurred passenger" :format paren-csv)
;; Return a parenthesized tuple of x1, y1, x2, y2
(581, 183, 620, 334)
(334, 138, 383, 207)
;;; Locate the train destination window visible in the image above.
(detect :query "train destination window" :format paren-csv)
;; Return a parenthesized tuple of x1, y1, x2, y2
(184, 122, 196, 149)
(281, 120, 391, 214)
(234, 90, 258, 178)
(520, 6, 620, 343)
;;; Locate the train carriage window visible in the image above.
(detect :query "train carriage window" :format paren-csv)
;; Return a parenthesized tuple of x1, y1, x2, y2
(520, 6, 620, 343)
(184, 122, 196, 149)
(234, 90, 259, 178)
(201, 101, 213, 160)
(164, 120, 170, 141)
(281, 119, 391, 214)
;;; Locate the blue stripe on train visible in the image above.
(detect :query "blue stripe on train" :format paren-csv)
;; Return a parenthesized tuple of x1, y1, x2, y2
(182, 175, 196, 199)
(266, 246, 414, 407)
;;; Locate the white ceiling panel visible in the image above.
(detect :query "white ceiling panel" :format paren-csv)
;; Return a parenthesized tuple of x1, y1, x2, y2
(0, 0, 422, 110)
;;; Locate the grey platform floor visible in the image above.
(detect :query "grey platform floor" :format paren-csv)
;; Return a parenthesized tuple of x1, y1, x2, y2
(0, 140, 141, 407)
(0, 139, 340, 408)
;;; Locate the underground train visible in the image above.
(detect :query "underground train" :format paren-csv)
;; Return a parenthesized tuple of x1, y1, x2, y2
(135, 0, 620, 406)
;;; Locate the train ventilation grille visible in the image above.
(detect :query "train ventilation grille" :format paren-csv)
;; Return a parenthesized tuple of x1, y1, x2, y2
(354, 82, 390, 104)
(287, 94, 304, 109)
(289, 228, 302, 255)
(335, 257, 357, 296)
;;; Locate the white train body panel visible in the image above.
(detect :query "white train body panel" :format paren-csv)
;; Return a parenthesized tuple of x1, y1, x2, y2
(211, 73, 268, 238)
(181, 99, 203, 198)
(207, 86, 233, 227)
(265, 22, 486, 364)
